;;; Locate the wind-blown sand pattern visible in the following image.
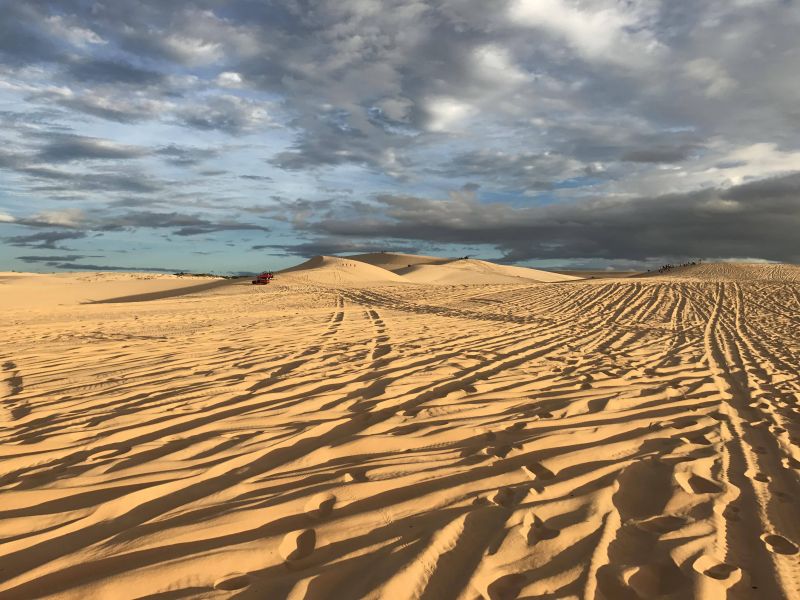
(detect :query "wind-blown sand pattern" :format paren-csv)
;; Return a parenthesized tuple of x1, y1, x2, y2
(1, 261, 799, 599)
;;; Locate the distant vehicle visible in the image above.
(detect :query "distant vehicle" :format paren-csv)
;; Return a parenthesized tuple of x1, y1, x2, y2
(252, 271, 274, 285)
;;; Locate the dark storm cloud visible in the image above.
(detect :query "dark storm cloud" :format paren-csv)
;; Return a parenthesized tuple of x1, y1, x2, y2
(35, 134, 148, 162)
(16, 254, 99, 263)
(620, 145, 696, 164)
(65, 58, 166, 86)
(253, 238, 418, 258)
(42, 262, 181, 272)
(0, 4, 60, 64)
(18, 167, 163, 194)
(88, 211, 271, 236)
(156, 145, 219, 166)
(435, 150, 596, 191)
(6, 231, 88, 249)
(239, 175, 273, 181)
(305, 172, 800, 263)
(172, 96, 271, 135)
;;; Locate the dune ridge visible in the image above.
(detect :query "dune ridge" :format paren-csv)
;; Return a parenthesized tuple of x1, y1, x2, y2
(0, 263, 798, 599)
(396, 258, 579, 285)
(280, 254, 580, 286)
(345, 252, 452, 272)
(278, 255, 409, 285)
(642, 262, 800, 282)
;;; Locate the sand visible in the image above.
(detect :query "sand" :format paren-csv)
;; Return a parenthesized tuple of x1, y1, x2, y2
(397, 259, 580, 285)
(1, 258, 799, 599)
(345, 252, 452, 272)
(278, 255, 409, 285)
(0, 272, 233, 310)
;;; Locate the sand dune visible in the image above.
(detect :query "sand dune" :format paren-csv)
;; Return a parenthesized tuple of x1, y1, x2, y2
(643, 262, 800, 282)
(346, 252, 451, 272)
(397, 258, 580, 285)
(0, 272, 230, 310)
(278, 255, 408, 285)
(1, 264, 799, 599)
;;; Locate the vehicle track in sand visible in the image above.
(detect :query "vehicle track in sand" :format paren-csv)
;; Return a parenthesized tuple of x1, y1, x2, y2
(0, 277, 798, 599)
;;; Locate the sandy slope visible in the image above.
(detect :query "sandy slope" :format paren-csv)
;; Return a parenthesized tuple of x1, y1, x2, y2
(0, 272, 232, 310)
(643, 262, 800, 282)
(278, 255, 408, 285)
(346, 252, 452, 272)
(397, 259, 580, 285)
(1, 266, 799, 599)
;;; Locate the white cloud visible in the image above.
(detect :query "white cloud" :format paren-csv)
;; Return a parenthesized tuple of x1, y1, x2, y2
(216, 71, 244, 88)
(163, 35, 224, 65)
(46, 15, 106, 46)
(31, 209, 86, 227)
(425, 97, 475, 132)
(685, 58, 736, 97)
(507, 0, 660, 66)
(712, 143, 800, 184)
(473, 45, 528, 86)
(0, 212, 16, 223)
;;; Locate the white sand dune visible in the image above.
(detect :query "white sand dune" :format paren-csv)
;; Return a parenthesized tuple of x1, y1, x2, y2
(397, 258, 580, 284)
(0, 272, 232, 310)
(643, 262, 800, 282)
(1, 263, 799, 599)
(278, 255, 409, 285)
(346, 252, 451, 272)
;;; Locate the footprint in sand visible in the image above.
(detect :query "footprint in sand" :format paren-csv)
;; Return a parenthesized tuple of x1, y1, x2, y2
(213, 572, 251, 591)
(762, 533, 799, 555)
(482, 445, 512, 459)
(343, 469, 368, 482)
(780, 456, 800, 470)
(623, 561, 688, 597)
(491, 486, 519, 507)
(486, 573, 526, 600)
(718, 504, 741, 521)
(280, 528, 316, 561)
(305, 493, 336, 519)
(520, 512, 559, 544)
(522, 461, 556, 481)
(675, 472, 723, 495)
(505, 421, 526, 432)
(692, 555, 743, 587)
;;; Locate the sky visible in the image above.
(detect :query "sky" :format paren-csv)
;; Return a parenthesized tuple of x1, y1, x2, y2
(1, 0, 799, 274)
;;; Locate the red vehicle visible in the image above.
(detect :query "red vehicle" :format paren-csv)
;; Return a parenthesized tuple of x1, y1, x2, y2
(251, 271, 274, 285)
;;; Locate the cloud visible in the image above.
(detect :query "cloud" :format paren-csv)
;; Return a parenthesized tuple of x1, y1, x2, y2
(65, 58, 164, 86)
(35, 134, 147, 162)
(173, 95, 272, 134)
(253, 238, 419, 258)
(156, 144, 219, 166)
(435, 150, 594, 190)
(6, 230, 88, 249)
(36, 262, 181, 272)
(507, 0, 660, 66)
(303, 172, 800, 263)
(16, 254, 100, 263)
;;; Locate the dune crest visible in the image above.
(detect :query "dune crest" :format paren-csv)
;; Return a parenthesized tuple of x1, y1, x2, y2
(278, 255, 408, 285)
(396, 257, 579, 284)
(345, 252, 451, 272)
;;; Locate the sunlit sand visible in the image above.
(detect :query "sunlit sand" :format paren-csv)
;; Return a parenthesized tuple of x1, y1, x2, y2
(1, 256, 799, 598)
